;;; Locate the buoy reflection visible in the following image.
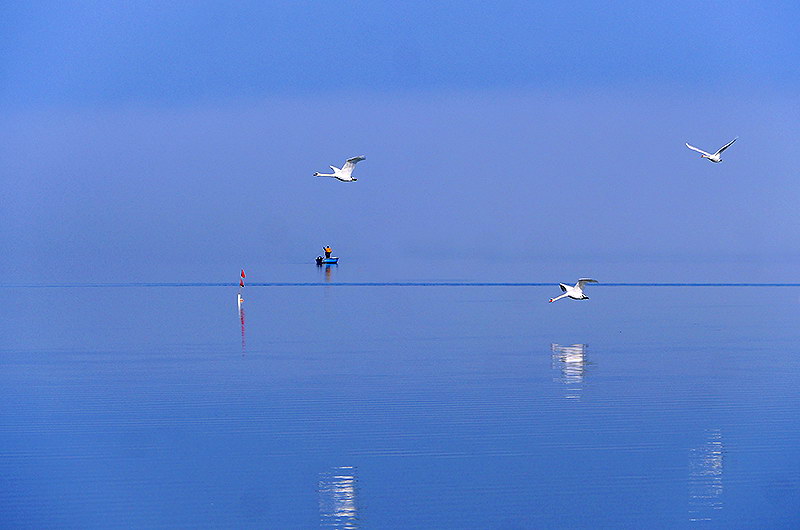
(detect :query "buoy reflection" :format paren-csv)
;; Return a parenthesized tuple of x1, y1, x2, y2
(237, 269, 246, 356)
(551, 343, 588, 399)
(239, 305, 246, 356)
(319, 466, 358, 528)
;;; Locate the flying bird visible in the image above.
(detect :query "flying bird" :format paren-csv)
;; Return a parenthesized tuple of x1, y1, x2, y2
(685, 137, 737, 163)
(313, 155, 366, 182)
(549, 279, 598, 303)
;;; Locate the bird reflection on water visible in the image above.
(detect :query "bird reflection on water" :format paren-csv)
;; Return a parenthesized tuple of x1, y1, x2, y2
(319, 466, 358, 528)
(551, 343, 589, 399)
(689, 429, 724, 522)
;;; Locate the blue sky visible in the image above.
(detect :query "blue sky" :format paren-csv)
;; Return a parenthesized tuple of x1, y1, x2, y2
(2, 1, 800, 282)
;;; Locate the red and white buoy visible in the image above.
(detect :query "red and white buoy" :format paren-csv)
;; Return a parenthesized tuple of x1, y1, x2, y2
(237, 269, 246, 311)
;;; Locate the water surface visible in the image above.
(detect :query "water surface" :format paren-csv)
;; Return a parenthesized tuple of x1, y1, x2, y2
(2, 277, 799, 527)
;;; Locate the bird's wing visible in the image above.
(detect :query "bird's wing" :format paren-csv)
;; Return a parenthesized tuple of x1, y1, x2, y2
(714, 137, 737, 155)
(559, 283, 568, 292)
(685, 143, 712, 156)
(576, 279, 598, 289)
(340, 155, 366, 177)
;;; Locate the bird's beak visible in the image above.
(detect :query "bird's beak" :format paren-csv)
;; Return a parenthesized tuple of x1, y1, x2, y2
(549, 299, 554, 303)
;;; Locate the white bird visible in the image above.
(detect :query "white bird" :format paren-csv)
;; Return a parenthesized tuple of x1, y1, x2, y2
(313, 155, 366, 182)
(685, 137, 737, 163)
(549, 279, 598, 303)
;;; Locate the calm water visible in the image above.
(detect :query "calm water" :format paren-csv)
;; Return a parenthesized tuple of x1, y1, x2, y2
(2, 270, 800, 527)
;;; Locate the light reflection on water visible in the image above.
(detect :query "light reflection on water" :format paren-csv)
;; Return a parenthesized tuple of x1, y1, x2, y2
(689, 429, 724, 522)
(319, 466, 358, 528)
(551, 343, 589, 399)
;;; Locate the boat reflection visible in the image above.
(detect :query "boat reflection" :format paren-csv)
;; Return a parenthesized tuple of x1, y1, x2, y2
(689, 429, 724, 521)
(318, 264, 335, 283)
(551, 343, 589, 399)
(319, 466, 358, 528)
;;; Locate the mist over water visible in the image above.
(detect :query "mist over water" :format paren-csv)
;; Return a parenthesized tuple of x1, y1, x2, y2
(3, 90, 800, 285)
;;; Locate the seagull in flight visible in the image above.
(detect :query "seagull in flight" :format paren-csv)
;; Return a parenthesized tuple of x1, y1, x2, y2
(549, 279, 598, 303)
(685, 137, 737, 163)
(313, 155, 366, 182)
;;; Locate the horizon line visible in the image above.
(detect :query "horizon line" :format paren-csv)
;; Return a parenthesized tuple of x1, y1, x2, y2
(2, 282, 800, 288)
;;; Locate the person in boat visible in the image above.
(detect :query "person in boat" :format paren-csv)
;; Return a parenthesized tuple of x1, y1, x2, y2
(324, 245, 332, 258)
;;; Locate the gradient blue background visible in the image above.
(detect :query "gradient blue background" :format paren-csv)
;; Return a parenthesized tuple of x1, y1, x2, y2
(2, 1, 799, 283)
(3, 4, 800, 526)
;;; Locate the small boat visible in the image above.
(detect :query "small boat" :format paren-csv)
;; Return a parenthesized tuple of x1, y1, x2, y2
(316, 256, 339, 265)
